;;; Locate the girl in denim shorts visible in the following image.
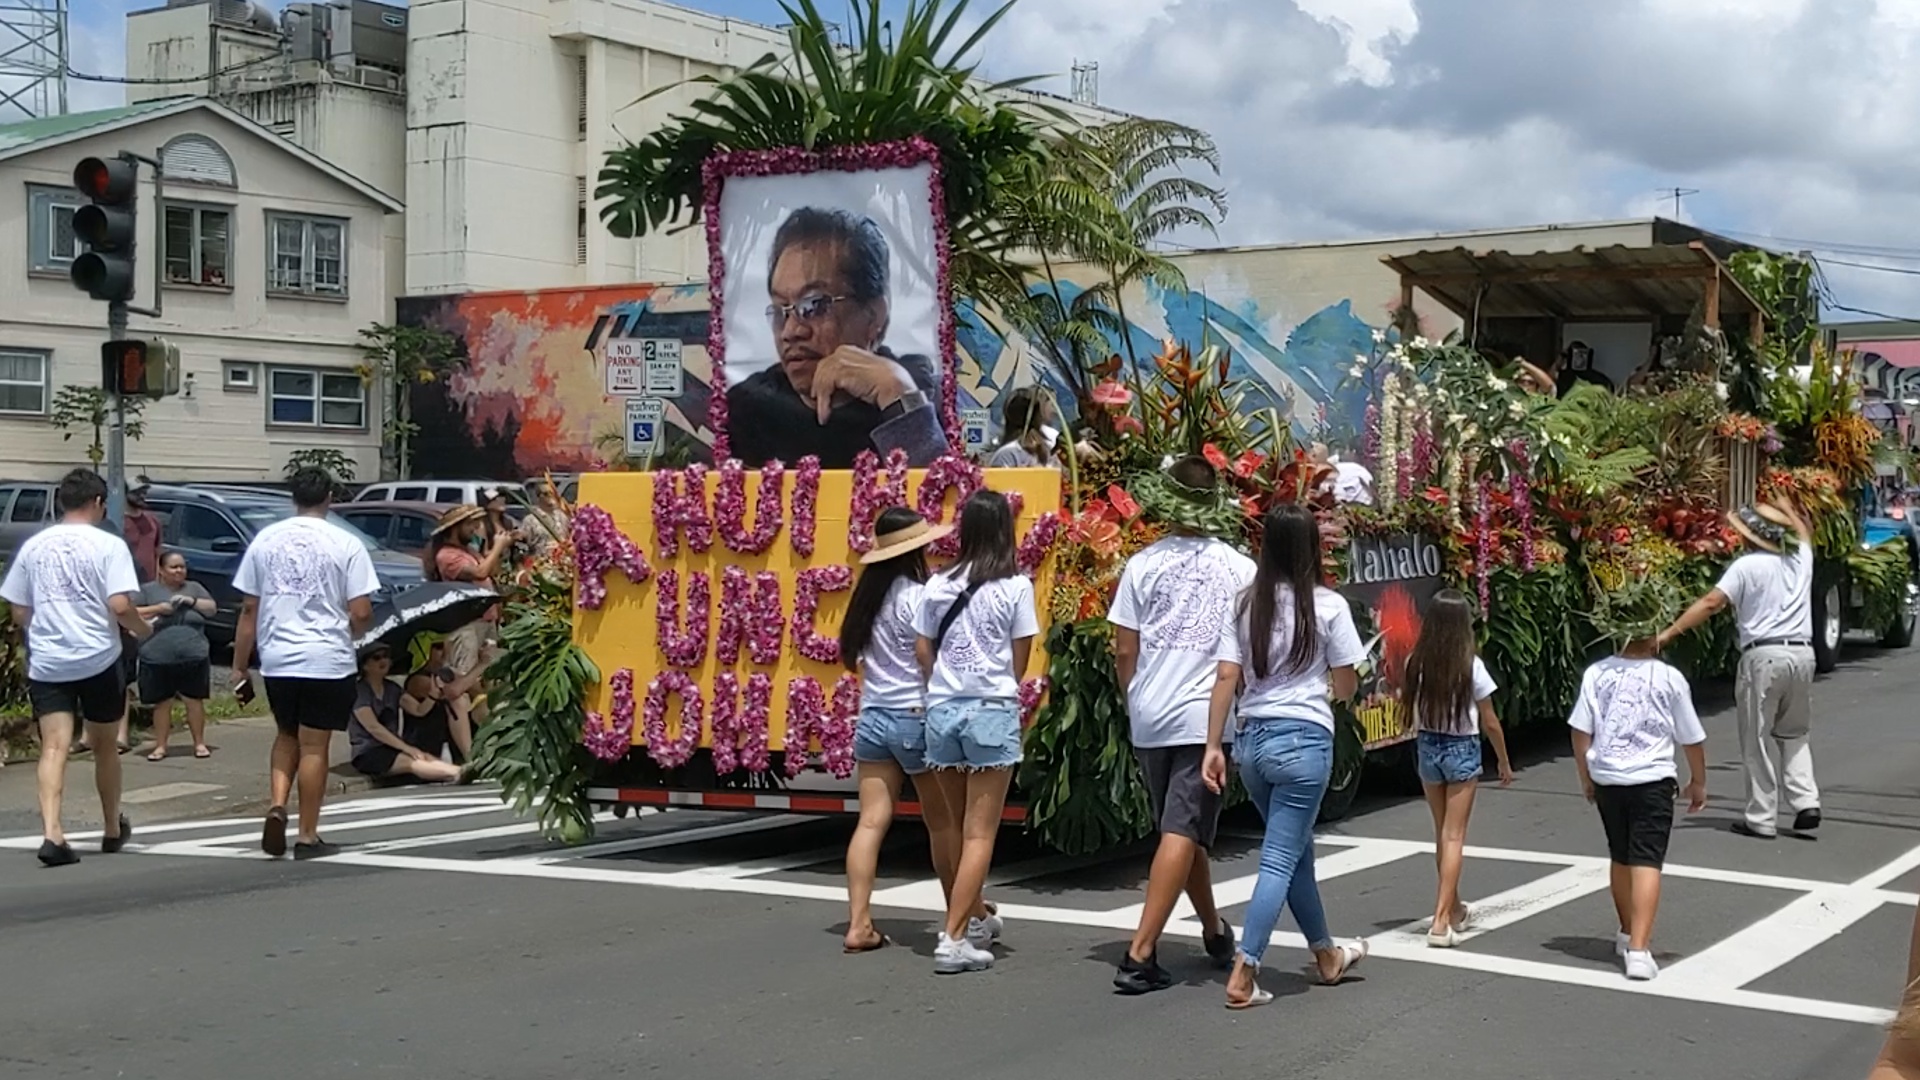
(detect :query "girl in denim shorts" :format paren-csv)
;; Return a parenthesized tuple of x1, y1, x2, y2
(837, 508, 1001, 955)
(914, 490, 1039, 974)
(1401, 589, 1513, 947)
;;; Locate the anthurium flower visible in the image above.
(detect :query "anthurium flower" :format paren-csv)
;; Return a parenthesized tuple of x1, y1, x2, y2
(1107, 485, 1142, 522)
(1203, 443, 1229, 469)
(1233, 450, 1264, 479)
(1090, 379, 1133, 407)
(1114, 414, 1144, 435)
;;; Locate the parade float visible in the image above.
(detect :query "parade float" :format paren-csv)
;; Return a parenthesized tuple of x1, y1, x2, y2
(467, 0, 1912, 853)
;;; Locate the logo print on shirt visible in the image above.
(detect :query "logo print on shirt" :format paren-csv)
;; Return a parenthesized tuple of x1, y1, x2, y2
(942, 585, 1011, 674)
(1593, 666, 1666, 767)
(33, 533, 97, 603)
(1142, 550, 1236, 652)
(260, 528, 329, 598)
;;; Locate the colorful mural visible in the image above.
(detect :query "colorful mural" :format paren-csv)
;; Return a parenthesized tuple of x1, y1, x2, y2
(399, 266, 1401, 479)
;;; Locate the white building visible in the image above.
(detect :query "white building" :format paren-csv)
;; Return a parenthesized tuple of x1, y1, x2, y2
(0, 96, 402, 481)
(123, 0, 1124, 298)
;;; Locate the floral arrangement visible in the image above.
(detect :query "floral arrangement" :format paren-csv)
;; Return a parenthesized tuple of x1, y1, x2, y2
(917, 454, 984, 558)
(848, 448, 911, 554)
(703, 139, 958, 461)
(641, 669, 703, 769)
(1018, 676, 1049, 726)
(715, 458, 786, 553)
(782, 675, 856, 780)
(582, 668, 635, 762)
(709, 671, 773, 775)
(1017, 511, 1066, 576)
(651, 465, 714, 558)
(791, 565, 853, 664)
(571, 505, 651, 610)
(655, 569, 711, 669)
(1718, 411, 1781, 452)
(790, 455, 822, 557)
(717, 566, 784, 665)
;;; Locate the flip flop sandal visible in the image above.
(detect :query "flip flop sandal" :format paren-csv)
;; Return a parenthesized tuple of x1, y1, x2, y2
(1317, 940, 1369, 986)
(1225, 983, 1273, 1010)
(194, 747, 212, 759)
(117, 742, 132, 756)
(146, 749, 168, 762)
(842, 933, 891, 954)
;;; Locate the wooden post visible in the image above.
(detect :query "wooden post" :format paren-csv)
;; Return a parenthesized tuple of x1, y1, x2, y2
(1703, 270, 1722, 330)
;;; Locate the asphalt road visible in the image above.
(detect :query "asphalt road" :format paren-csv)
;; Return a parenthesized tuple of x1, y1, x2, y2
(4, 644, 1918, 1080)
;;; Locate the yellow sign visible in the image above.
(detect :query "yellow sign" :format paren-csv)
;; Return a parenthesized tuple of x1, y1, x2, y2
(573, 468, 1063, 747)
(1353, 691, 1414, 750)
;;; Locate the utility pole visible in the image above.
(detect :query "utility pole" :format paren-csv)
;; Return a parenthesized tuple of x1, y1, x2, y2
(1663, 187, 1699, 221)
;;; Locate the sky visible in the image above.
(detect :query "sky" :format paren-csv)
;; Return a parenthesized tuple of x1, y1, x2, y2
(54, 0, 1920, 322)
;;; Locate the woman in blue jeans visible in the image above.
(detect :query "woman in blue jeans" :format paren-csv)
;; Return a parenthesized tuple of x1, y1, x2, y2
(1203, 504, 1371, 1008)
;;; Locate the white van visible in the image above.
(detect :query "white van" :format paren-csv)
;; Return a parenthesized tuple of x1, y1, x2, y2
(352, 479, 524, 507)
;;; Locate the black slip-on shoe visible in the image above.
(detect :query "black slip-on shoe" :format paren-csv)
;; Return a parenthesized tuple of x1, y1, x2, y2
(1203, 918, 1237, 968)
(293, 839, 341, 861)
(101, 814, 131, 854)
(37, 840, 80, 867)
(1113, 953, 1175, 995)
(262, 806, 288, 858)
(1794, 808, 1822, 832)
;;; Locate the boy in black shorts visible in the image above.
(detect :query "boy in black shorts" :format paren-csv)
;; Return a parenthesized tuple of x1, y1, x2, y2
(1568, 582, 1709, 981)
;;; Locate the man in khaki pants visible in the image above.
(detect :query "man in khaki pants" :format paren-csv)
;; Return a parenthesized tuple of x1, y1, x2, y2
(1659, 499, 1818, 839)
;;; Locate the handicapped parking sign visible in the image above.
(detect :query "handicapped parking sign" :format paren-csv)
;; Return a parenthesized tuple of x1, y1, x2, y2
(624, 397, 665, 458)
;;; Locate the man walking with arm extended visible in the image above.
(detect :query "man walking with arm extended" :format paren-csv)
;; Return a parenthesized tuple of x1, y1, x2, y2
(1107, 455, 1255, 993)
(1, 469, 152, 866)
(1658, 497, 1819, 839)
(231, 468, 379, 859)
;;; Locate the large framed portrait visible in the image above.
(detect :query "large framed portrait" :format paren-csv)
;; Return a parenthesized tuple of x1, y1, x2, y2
(703, 139, 956, 469)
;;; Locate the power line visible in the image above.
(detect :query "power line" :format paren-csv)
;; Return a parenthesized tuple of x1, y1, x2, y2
(65, 52, 287, 85)
(1817, 257, 1920, 277)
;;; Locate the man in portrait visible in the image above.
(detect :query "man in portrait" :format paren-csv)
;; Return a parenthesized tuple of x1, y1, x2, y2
(725, 207, 947, 468)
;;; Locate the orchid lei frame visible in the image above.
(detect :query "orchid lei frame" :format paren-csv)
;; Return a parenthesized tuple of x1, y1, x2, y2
(701, 138, 960, 462)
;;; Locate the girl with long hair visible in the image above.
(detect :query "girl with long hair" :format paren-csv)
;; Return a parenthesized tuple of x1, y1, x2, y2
(838, 507, 999, 953)
(1202, 503, 1371, 1008)
(1400, 588, 1513, 947)
(915, 489, 1038, 973)
(986, 387, 1054, 468)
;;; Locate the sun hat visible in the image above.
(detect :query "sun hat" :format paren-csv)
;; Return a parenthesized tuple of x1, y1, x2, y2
(1128, 463, 1244, 541)
(1725, 504, 1795, 553)
(859, 517, 954, 565)
(432, 504, 487, 538)
(1589, 574, 1683, 647)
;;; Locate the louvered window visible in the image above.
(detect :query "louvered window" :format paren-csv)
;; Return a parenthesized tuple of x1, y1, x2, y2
(576, 177, 588, 264)
(576, 56, 588, 138)
(160, 135, 236, 187)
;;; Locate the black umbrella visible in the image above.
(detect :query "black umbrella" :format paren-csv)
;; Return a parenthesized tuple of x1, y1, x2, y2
(356, 582, 500, 651)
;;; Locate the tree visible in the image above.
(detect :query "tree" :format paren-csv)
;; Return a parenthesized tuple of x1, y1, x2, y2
(358, 323, 462, 480)
(49, 385, 144, 468)
(285, 448, 357, 500)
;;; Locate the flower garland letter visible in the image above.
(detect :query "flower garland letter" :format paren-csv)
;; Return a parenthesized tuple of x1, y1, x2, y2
(651, 465, 714, 558)
(847, 448, 910, 554)
(582, 668, 636, 762)
(641, 670, 704, 769)
(783, 675, 855, 779)
(791, 565, 853, 664)
(655, 568, 711, 669)
(715, 458, 785, 554)
(572, 505, 651, 610)
(717, 566, 784, 665)
(709, 671, 773, 775)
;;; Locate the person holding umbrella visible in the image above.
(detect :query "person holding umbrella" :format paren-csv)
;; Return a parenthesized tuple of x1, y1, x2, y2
(354, 578, 501, 760)
(348, 644, 463, 783)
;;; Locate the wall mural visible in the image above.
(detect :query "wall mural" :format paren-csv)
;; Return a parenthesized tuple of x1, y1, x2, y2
(399, 275, 1391, 479)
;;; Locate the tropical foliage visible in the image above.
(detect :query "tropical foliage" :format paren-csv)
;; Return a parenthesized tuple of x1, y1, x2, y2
(359, 323, 462, 480)
(49, 385, 144, 467)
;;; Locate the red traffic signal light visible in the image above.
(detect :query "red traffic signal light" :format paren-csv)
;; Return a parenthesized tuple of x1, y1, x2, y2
(74, 157, 137, 203)
(71, 156, 140, 303)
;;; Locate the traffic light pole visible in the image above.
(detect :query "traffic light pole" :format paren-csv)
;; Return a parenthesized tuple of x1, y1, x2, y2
(106, 299, 128, 526)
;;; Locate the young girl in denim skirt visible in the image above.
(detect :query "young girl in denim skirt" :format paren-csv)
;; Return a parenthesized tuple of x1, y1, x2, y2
(915, 490, 1039, 974)
(837, 507, 1001, 954)
(1400, 589, 1513, 948)
(1203, 503, 1371, 1008)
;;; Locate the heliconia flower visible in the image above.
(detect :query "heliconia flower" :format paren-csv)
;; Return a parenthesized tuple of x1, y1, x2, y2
(1202, 443, 1229, 470)
(1090, 379, 1133, 407)
(640, 670, 702, 769)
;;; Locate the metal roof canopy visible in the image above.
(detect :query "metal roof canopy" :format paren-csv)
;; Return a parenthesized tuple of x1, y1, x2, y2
(1383, 238, 1766, 343)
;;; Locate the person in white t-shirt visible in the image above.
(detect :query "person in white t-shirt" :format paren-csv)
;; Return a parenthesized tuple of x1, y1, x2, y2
(1106, 455, 1255, 994)
(1400, 589, 1513, 948)
(1572, 588, 1709, 983)
(837, 506, 1000, 955)
(230, 468, 379, 860)
(1204, 503, 1371, 1008)
(1658, 498, 1817, 840)
(1310, 442, 1374, 506)
(0, 469, 153, 866)
(913, 489, 1040, 974)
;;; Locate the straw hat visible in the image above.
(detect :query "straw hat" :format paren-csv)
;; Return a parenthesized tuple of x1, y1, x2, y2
(1590, 574, 1683, 647)
(1725, 504, 1794, 553)
(859, 517, 953, 565)
(432, 504, 487, 538)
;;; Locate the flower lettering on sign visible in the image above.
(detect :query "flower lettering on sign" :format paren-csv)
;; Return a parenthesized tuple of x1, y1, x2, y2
(717, 566, 784, 665)
(571, 505, 651, 610)
(848, 448, 910, 554)
(790, 565, 854, 664)
(1017, 511, 1065, 577)
(641, 670, 704, 769)
(655, 568, 711, 669)
(783, 675, 855, 779)
(789, 455, 822, 557)
(715, 458, 786, 554)
(826, 674, 860, 779)
(651, 464, 714, 559)
(709, 671, 773, 775)
(916, 455, 983, 558)
(582, 668, 636, 761)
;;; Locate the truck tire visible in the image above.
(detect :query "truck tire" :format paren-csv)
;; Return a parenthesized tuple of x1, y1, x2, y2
(1883, 583, 1918, 648)
(1813, 579, 1843, 673)
(1318, 720, 1365, 823)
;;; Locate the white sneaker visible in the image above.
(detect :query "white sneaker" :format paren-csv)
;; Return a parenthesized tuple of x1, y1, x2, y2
(1624, 949, 1659, 981)
(1614, 931, 1630, 957)
(935, 932, 994, 974)
(966, 908, 1004, 949)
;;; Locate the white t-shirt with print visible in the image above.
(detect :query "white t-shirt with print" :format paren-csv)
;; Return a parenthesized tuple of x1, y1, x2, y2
(1214, 584, 1368, 733)
(1716, 544, 1813, 648)
(1567, 656, 1706, 786)
(1415, 656, 1499, 736)
(914, 570, 1040, 707)
(0, 523, 139, 683)
(1109, 536, 1256, 747)
(234, 515, 380, 680)
(858, 577, 926, 712)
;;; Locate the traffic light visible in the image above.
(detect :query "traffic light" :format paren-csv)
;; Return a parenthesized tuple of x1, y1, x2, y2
(100, 339, 181, 399)
(70, 156, 139, 303)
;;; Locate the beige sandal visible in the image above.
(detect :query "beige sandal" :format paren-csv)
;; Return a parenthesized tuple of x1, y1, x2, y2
(1316, 940, 1369, 985)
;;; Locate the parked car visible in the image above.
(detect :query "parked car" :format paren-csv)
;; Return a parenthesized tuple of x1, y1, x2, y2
(354, 480, 526, 508)
(336, 500, 453, 558)
(0, 479, 57, 562)
(140, 485, 424, 642)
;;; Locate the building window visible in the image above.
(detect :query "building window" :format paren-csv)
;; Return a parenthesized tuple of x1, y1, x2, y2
(164, 204, 233, 287)
(268, 366, 365, 429)
(0, 349, 50, 415)
(267, 213, 348, 297)
(160, 134, 237, 187)
(221, 360, 257, 391)
(27, 185, 84, 274)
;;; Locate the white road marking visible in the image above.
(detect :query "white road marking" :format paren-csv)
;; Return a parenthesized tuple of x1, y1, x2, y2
(1663, 889, 1890, 990)
(168, 804, 507, 848)
(119, 782, 227, 804)
(504, 813, 808, 864)
(1107, 837, 1428, 923)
